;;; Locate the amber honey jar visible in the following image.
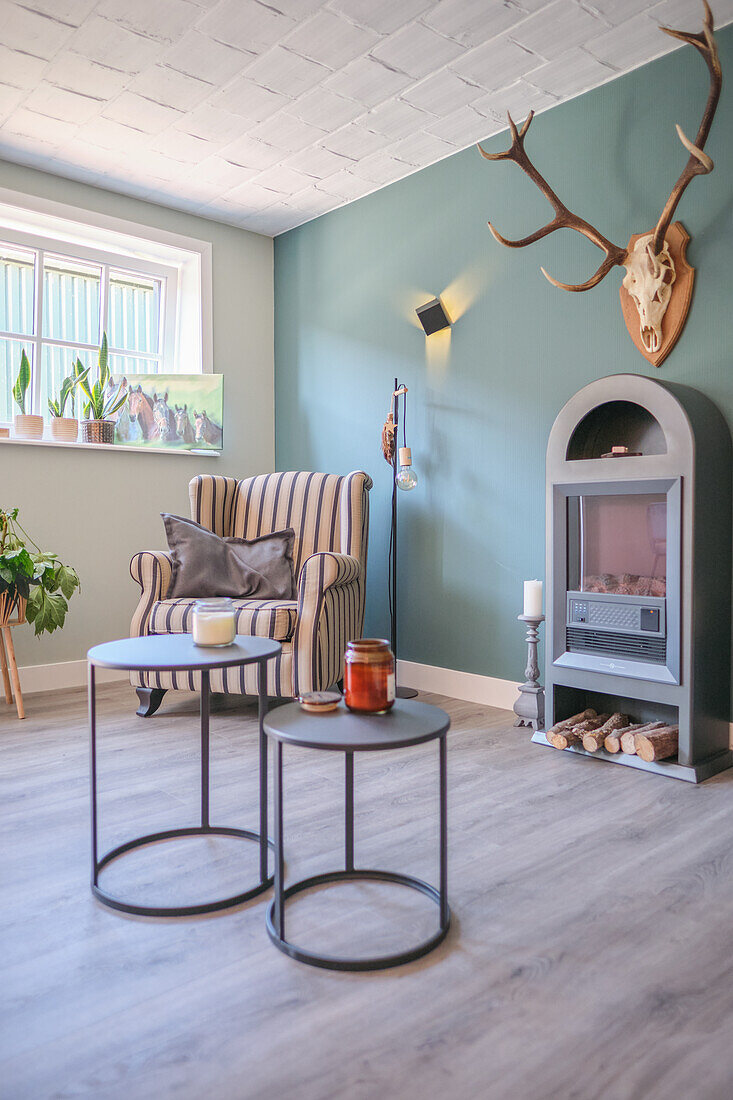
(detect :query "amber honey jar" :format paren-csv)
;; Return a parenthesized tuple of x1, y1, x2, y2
(343, 639, 396, 714)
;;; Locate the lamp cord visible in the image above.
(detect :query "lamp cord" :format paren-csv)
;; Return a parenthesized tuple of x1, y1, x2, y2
(387, 382, 402, 647)
(388, 395, 396, 627)
(388, 505, 394, 622)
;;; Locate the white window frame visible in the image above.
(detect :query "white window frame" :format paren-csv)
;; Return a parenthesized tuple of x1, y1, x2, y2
(0, 186, 212, 426)
(0, 238, 176, 409)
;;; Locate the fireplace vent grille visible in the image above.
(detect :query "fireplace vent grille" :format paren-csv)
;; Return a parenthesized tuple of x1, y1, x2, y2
(566, 627, 666, 663)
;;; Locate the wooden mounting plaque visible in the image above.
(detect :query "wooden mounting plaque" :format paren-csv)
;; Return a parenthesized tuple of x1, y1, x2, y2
(619, 221, 694, 368)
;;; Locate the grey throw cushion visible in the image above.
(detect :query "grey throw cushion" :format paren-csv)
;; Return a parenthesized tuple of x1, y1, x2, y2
(162, 514, 296, 600)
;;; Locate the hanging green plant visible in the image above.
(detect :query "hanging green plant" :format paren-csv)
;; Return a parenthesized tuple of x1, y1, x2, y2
(0, 508, 80, 635)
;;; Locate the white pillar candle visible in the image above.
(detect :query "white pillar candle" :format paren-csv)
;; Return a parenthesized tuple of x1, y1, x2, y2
(523, 579, 543, 618)
(192, 600, 236, 647)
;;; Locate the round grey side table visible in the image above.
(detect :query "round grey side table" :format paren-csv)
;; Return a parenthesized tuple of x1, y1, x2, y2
(87, 633, 281, 918)
(264, 698, 451, 972)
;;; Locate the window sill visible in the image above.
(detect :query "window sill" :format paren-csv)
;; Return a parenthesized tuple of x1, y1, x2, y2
(0, 434, 220, 457)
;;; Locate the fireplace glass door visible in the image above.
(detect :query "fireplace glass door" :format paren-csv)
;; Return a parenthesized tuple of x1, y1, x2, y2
(568, 493, 667, 598)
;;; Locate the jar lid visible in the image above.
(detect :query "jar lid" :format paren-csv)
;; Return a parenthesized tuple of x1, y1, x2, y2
(194, 597, 234, 610)
(298, 691, 342, 713)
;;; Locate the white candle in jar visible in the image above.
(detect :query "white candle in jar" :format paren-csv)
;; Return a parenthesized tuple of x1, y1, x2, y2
(523, 579, 543, 618)
(192, 600, 236, 646)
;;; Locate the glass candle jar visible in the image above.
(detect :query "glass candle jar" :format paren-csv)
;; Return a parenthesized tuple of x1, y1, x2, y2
(191, 598, 236, 647)
(343, 639, 395, 714)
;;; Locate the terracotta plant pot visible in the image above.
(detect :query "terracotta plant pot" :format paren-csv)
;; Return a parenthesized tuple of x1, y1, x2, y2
(13, 413, 44, 440)
(50, 417, 79, 443)
(81, 419, 115, 444)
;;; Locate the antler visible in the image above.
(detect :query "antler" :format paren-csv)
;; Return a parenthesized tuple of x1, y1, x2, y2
(651, 0, 721, 254)
(477, 113, 627, 291)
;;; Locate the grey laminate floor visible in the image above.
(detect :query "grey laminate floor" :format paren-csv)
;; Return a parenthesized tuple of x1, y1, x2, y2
(3, 683, 733, 1100)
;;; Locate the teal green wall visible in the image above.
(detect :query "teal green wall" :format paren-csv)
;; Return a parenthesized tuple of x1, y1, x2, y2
(2, 162, 274, 672)
(275, 26, 733, 684)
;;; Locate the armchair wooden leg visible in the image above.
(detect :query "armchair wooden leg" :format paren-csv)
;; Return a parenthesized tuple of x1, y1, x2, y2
(136, 687, 167, 718)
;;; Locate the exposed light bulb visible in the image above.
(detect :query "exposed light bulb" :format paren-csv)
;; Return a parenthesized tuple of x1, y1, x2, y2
(397, 465, 418, 491)
(396, 446, 418, 491)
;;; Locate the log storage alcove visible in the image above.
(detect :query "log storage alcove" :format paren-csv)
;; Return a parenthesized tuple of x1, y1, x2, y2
(535, 374, 732, 782)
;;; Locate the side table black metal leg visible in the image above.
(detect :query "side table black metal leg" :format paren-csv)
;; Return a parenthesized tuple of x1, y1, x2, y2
(345, 750, 354, 872)
(439, 733, 449, 929)
(273, 739, 284, 939)
(89, 663, 98, 890)
(90, 658, 275, 918)
(258, 660, 268, 885)
(265, 734, 451, 972)
(200, 669, 210, 829)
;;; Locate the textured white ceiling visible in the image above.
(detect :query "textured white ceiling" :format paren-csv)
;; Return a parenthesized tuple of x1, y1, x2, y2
(0, 0, 729, 236)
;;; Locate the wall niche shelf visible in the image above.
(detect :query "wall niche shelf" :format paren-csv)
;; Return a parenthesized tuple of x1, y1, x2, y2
(566, 399, 667, 460)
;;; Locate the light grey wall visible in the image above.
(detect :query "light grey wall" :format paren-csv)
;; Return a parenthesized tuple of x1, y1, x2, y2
(1, 160, 274, 670)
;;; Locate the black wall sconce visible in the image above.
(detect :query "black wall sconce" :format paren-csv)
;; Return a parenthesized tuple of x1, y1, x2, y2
(416, 297, 451, 335)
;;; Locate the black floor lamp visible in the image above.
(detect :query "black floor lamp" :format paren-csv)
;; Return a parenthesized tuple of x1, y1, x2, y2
(382, 377, 418, 700)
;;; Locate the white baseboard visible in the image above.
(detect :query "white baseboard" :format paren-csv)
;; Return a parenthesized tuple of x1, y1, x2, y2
(18, 658, 127, 695)
(397, 659, 517, 711)
(16, 655, 733, 750)
(17, 655, 518, 706)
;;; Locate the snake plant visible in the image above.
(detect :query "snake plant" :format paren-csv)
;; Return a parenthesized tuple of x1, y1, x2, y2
(78, 334, 127, 421)
(12, 349, 31, 414)
(48, 359, 89, 418)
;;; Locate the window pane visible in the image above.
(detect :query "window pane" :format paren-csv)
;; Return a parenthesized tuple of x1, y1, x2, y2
(43, 254, 100, 345)
(109, 353, 161, 378)
(0, 338, 33, 422)
(108, 270, 160, 355)
(41, 345, 94, 421)
(0, 244, 35, 336)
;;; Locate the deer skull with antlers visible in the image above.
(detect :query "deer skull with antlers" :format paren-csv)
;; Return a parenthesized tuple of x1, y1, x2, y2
(478, 1, 721, 367)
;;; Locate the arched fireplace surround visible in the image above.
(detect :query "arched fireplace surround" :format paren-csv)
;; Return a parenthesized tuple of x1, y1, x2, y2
(537, 374, 732, 782)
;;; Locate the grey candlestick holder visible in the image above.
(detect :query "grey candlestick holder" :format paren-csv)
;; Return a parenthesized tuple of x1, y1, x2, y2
(513, 614, 545, 731)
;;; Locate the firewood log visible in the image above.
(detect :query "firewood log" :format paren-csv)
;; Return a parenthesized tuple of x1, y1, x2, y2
(583, 713, 630, 752)
(582, 730, 607, 752)
(547, 708, 596, 736)
(621, 729, 641, 754)
(635, 726, 679, 763)
(573, 713, 611, 732)
(604, 723, 641, 754)
(605, 720, 664, 754)
(549, 730, 581, 749)
(601, 712, 630, 732)
(550, 713, 609, 750)
(621, 721, 666, 755)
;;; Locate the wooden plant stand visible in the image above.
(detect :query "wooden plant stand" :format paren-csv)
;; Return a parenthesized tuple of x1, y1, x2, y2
(0, 593, 26, 720)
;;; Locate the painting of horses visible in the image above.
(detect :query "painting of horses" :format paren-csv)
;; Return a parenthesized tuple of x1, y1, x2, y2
(106, 374, 223, 451)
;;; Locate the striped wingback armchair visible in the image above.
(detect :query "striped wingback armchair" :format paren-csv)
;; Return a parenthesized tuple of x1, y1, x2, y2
(130, 470, 372, 716)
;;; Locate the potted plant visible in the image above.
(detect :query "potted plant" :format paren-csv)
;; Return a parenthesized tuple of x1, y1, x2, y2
(0, 507, 80, 633)
(12, 350, 44, 440)
(78, 334, 127, 444)
(47, 359, 89, 443)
